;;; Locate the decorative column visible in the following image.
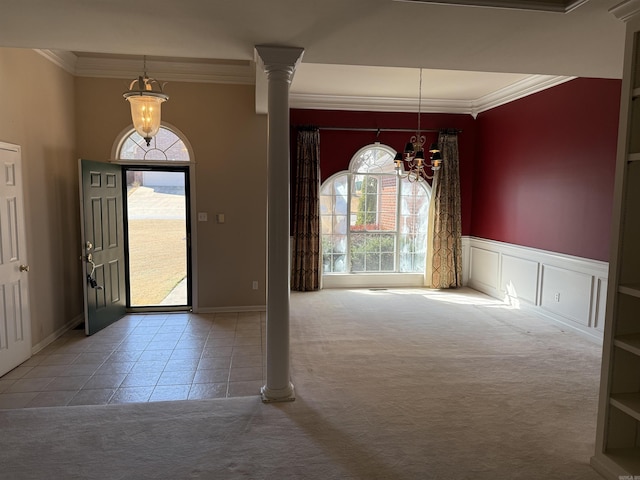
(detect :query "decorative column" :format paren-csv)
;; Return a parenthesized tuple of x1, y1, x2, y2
(255, 45, 304, 403)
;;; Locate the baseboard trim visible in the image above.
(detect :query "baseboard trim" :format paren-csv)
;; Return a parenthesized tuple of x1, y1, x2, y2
(590, 453, 629, 480)
(197, 305, 266, 314)
(31, 314, 84, 355)
(517, 300, 603, 344)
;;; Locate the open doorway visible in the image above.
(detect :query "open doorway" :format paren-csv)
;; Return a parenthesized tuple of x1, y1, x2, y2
(113, 124, 195, 311)
(124, 166, 191, 309)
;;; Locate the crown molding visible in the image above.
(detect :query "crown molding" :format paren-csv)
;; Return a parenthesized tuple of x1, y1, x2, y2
(35, 50, 254, 85)
(291, 74, 575, 117)
(471, 74, 575, 116)
(392, 0, 588, 13)
(75, 56, 255, 85)
(35, 50, 573, 116)
(289, 93, 472, 114)
(609, 0, 640, 21)
(35, 49, 78, 74)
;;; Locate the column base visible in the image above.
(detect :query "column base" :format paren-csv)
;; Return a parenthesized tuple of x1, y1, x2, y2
(260, 383, 296, 403)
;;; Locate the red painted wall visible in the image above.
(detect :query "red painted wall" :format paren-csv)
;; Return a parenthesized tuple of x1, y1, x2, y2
(290, 109, 477, 235)
(472, 78, 621, 262)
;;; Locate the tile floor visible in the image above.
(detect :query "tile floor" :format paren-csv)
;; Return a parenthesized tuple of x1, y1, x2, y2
(0, 311, 265, 409)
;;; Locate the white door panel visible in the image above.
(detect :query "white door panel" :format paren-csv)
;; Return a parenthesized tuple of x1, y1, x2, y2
(0, 143, 31, 377)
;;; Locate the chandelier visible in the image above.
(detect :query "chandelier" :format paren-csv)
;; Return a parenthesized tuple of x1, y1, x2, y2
(394, 68, 442, 182)
(123, 57, 169, 147)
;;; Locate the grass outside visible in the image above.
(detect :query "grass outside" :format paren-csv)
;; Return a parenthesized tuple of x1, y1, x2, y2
(128, 218, 187, 306)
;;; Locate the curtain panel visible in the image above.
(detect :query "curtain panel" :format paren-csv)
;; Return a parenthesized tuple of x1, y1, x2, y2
(291, 128, 321, 291)
(425, 132, 463, 288)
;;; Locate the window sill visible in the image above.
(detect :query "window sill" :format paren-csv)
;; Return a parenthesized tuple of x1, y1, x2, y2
(322, 273, 424, 289)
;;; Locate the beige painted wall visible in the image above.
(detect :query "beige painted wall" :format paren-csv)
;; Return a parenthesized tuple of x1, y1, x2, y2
(75, 77, 268, 310)
(0, 48, 269, 351)
(0, 49, 81, 346)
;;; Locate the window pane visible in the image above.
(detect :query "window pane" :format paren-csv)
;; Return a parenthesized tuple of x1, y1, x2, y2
(323, 253, 347, 273)
(145, 148, 168, 161)
(399, 233, 426, 273)
(320, 182, 333, 196)
(381, 253, 395, 271)
(322, 234, 333, 253)
(400, 252, 424, 273)
(349, 233, 397, 273)
(378, 193, 397, 231)
(320, 196, 333, 215)
(351, 146, 396, 174)
(379, 234, 395, 252)
(351, 252, 365, 272)
(120, 137, 145, 160)
(334, 175, 348, 196)
(333, 235, 347, 254)
(323, 254, 332, 272)
(366, 252, 380, 271)
(332, 254, 346, 273)
(321, 215, 333, 234)
(334, 215, 347, 235)
(335, 193, 348, 215)
(165, 143, 190, 161)
(399, 176, 430, 272)
(118, 127, 189, 162)
(351, 233, 365, 251)
(352, 176, 378, 230)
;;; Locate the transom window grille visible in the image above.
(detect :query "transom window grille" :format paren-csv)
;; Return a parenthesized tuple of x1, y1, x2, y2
(320, 144, 431, 274)
(118, 126, 190, 161)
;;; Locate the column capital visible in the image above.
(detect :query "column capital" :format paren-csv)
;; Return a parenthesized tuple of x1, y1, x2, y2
(255, 45, 304, 79)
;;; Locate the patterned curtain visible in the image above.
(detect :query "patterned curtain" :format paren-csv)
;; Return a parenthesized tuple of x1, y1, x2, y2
(291, 128, 321, 291)
(425, 132, 462, 288)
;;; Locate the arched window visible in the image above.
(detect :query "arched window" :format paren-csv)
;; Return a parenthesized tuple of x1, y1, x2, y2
(320, 143, 431, 275)
(116, 125, 191, 162)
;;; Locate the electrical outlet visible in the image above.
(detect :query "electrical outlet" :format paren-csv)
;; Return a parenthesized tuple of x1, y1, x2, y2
(252, 281, 258, 290)
(554, 293, 560, 302)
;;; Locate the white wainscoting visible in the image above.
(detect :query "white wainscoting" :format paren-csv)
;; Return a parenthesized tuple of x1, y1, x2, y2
(465, 237, 608, 340)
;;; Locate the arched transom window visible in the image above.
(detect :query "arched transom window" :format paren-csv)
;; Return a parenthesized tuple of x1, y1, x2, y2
(320, 143, 431, 274)
(117, 125, 190, 161)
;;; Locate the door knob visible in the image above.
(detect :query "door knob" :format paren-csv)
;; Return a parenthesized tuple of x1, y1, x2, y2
(19, 265, 29, 272)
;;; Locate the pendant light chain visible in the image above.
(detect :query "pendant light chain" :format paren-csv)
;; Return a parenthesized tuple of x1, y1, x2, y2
(417, 68, 422, 137)
(393, 67, 443, 182)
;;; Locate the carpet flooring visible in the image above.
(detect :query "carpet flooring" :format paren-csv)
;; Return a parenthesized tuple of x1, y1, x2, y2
(0, 287, 604, 479)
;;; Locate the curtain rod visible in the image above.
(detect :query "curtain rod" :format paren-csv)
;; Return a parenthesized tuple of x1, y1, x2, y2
(292, 126, 462, 134)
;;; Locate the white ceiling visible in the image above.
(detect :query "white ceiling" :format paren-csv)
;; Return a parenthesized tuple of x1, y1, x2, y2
(0, 0, 629, 115)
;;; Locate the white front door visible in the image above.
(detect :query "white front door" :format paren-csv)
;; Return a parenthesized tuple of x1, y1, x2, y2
(0, 142, 31, 377)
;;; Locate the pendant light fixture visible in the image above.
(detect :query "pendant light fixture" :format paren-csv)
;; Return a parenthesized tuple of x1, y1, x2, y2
(394, 68, 442, 182)
(123, 56, 169, 146)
